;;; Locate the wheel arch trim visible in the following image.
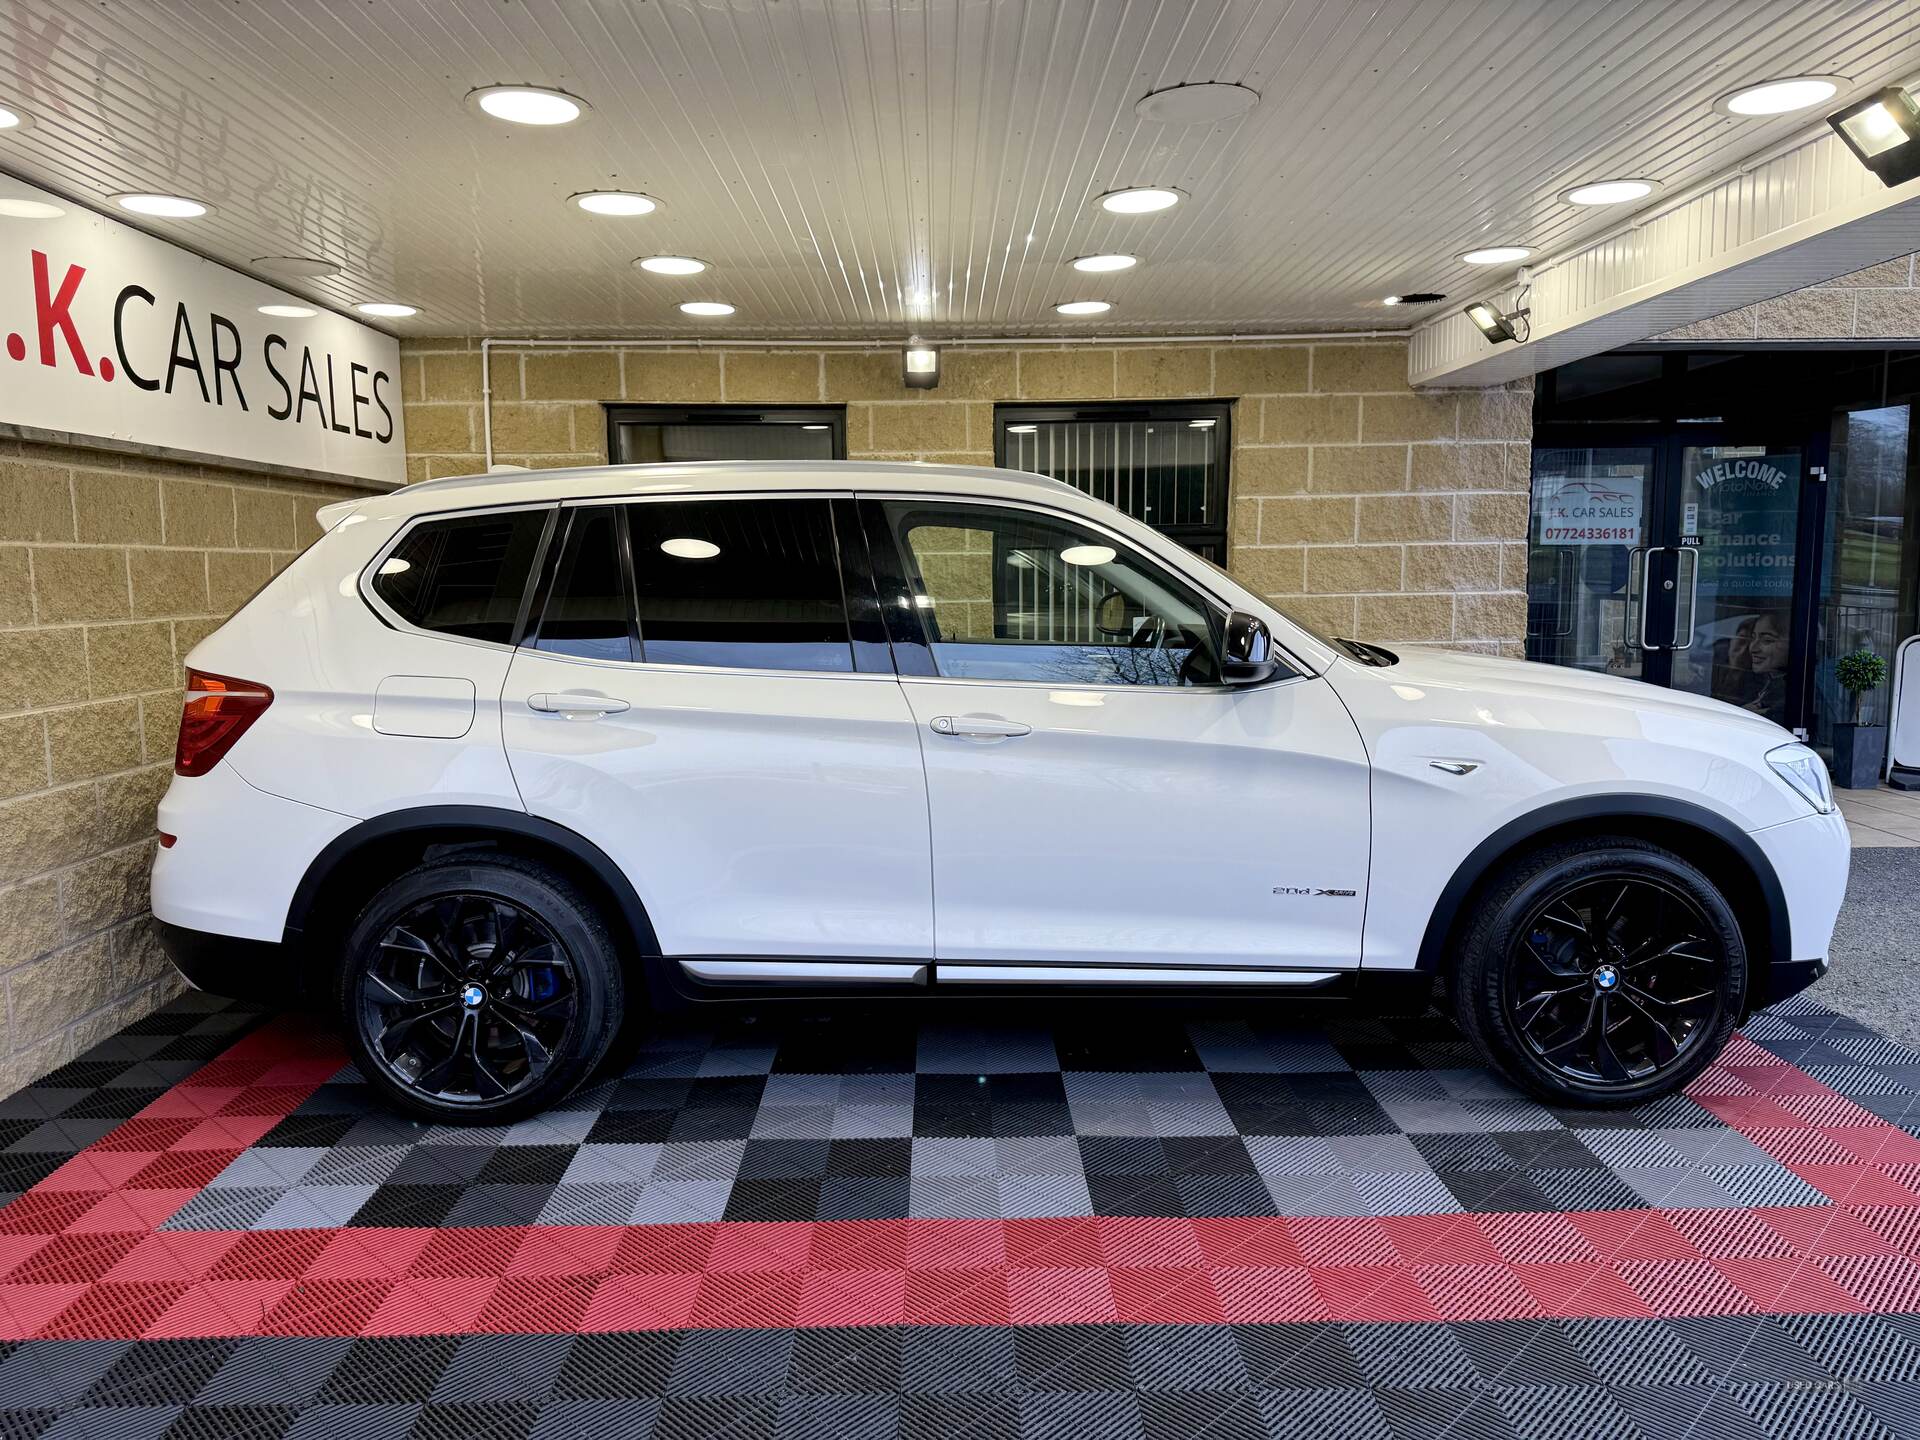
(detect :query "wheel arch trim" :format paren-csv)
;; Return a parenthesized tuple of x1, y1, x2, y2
(284, 804, 661, 958)
(1411, 794, 1789, 975)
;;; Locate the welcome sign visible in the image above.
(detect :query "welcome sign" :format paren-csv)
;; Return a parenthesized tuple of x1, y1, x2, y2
(0, 174, 403, 485)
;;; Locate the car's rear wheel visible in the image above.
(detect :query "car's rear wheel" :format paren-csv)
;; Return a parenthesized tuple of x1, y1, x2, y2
(1451, 838, 1746, 1106)
(338, 855, 623, 1123)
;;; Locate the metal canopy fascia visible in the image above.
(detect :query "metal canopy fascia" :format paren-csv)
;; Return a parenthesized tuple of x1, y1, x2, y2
(1409, 116, 1920, 388)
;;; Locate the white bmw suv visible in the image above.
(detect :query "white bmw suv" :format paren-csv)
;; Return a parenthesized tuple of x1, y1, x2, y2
(151, 462, 1849, 1121)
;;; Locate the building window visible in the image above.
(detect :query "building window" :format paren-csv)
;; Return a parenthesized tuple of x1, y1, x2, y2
(608, 405, 845, 463)
(994, 402, 1232, 561)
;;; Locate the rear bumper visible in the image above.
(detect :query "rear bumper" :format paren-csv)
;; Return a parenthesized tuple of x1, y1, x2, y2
(155, 919, 304, 1005)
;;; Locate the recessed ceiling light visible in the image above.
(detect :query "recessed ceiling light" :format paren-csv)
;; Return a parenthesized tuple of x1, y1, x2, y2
(1098, 186, 1183, 214)
(1561, 178, 1659, 206)
(253, 255, 341, 280)
(113, 193, 209, 218)
(1060, 544, 1117, 567)
(574, 191, 660, 216)
(680, 301, 735, 317)
(636, 254, 707, 275)
(1188, 418, 1217, 428)
(660, 538, 720, 560)
(1134, 82, 1260, 125)
(1006, 423, 1038, 434)
(258, 304, 317, 319)
(1717, 76, 1842, 116)
(801, 424, 831, 431)
(1056, 299, 1112, 315)
(0, 197, 63, 220)
(0, 105, 23, 130)
(1459, 245, 1532, 265)
(1072, 253, 1138, 273)
(355, 302, 417, 318)
(469, 85, 589, 126)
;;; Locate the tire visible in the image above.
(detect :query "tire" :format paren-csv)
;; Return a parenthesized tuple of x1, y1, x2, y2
(337, 854, 624, 1123)
(1450, 837, 1746, 1107)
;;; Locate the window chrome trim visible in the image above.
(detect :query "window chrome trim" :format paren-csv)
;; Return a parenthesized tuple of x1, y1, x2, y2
(358, 500, 559, 654)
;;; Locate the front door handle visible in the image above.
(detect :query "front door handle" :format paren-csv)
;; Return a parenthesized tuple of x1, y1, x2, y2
(930, 714, 1032, 739)
(527, 691, 630, 719)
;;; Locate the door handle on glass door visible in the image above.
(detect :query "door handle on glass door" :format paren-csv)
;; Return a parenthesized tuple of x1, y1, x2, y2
(527, 692, 631, 719)
(1638, 546, 1668, 651)
(930, 714, 1032, 739)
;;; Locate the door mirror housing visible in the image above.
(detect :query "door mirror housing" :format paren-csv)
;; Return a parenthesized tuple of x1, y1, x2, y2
(1221, 610, 1281, 684)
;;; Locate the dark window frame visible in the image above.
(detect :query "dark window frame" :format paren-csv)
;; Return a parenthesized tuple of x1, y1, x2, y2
(992, 400, 1233, 559)
(606, 404, 848, 463)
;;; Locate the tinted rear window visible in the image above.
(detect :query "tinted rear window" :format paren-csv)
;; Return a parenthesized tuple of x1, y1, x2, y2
(529, 507, 634, 663)
(371, 509, 548, 644)
(625, 498, 853, 672)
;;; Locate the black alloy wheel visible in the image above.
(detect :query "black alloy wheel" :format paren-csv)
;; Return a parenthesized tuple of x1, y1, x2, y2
(1502, 875, 1723, 1086)
(1451, 838, 1746, 1106)
(358, 893, 578, 1106)
(340, 857, 623, 1122)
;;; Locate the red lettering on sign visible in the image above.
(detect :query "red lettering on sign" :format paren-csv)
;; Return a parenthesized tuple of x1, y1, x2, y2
(31, 250, 93, 376)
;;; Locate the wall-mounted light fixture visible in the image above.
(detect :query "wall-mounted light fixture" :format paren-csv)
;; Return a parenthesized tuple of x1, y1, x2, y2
(1830, 87, 1920, 187)
(904, 341, 940, 389)
(1463, 298, 1527, 345)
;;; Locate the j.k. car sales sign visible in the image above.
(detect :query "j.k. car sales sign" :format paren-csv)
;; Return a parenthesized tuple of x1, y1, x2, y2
(0, 175, 403, 485)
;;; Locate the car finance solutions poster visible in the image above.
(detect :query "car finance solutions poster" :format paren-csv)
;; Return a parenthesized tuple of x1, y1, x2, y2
(1688, 453, 1800, 599)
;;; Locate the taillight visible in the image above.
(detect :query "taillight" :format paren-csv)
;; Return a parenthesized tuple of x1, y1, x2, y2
(175, 670, 273, 777)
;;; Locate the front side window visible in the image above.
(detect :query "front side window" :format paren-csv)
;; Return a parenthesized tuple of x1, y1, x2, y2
(625, 497, 854, 673)
(884, 501, 1224, 686)
(370, 509, 548, 644)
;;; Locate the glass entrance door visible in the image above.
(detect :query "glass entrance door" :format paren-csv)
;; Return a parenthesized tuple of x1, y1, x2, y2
(1526, 431, 1826, 731)
(1525, 445, 1656, 680)
(1666, 445, 1805, 726)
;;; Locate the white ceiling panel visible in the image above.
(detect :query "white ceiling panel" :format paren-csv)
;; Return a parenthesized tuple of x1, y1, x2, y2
(0, 0, 1916, 339)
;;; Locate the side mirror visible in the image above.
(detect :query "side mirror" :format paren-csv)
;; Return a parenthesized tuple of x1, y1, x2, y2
(1094, 589, 1133, 637)
(1221, 610, 1281, 684)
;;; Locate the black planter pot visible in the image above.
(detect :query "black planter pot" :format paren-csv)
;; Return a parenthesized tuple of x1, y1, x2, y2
(1832, 722, 1888, 789)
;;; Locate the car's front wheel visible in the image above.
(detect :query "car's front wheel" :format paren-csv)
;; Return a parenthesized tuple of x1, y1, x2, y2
(1451, 838, 1746, 1106)
(337, 855, 624, 1123)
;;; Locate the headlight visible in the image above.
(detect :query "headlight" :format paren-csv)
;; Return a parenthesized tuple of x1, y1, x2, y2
(1767, 743, 1834, 815)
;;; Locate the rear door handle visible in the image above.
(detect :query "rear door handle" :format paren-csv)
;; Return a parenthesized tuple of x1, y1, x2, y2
(930, 714, 1032, 739)
(527, 691, 630, 718)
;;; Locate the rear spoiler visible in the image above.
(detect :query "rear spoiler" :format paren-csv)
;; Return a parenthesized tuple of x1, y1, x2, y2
(314, 498, 366, 533)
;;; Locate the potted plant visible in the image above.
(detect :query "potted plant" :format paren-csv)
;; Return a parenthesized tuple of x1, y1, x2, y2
(1833, 647, 1890, 789)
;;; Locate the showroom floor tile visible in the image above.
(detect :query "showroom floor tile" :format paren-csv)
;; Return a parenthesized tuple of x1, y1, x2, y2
(2, 990, 1920, 1437)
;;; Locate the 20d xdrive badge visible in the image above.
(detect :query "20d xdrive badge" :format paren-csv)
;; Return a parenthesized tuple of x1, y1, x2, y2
(1272, 886, 1358, 897)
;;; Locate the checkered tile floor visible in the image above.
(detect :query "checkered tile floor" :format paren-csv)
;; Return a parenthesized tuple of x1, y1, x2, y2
(160, 1010, 1842, 1234)
(2, 990, 1920, 1438)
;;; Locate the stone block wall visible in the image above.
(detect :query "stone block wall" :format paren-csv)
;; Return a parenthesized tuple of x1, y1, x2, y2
(398, 337, 1536, 654)
(1654, 254, 1920, 341)
(0, 439, 377, 1091)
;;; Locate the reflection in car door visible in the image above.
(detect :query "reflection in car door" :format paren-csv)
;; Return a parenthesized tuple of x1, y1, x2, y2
(500, 496, 934, 962)
(865, 496, 1371, 974)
